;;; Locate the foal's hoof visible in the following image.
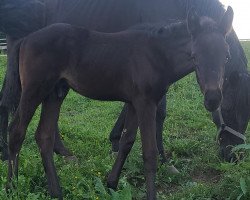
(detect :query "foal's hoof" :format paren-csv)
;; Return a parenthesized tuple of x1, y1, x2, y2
(64, 155, 78, 163)
(49, 191, 63, 200)
(5, 183, 11, 193)
(166, 165, 180, 174)
(107, 178, 118, 190)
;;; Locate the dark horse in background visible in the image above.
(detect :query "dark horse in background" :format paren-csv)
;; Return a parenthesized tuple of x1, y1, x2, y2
(7, 8, 233, 199)
(0, 0, 249, 162)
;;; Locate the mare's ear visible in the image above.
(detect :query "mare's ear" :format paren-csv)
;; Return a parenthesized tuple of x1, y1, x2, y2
(229, 71, 240, 87)
(219, 6, 234, 36)
(187, 7, 201, 37)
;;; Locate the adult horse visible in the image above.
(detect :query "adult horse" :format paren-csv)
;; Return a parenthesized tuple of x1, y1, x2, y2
(0, 0, 248, 162)
(7, 9, 233, 199)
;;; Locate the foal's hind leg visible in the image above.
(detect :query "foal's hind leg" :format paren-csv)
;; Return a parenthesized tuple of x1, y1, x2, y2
(8, 94, 40, 184)
(107, 104, 138, 189)
(53, 84, 74, 158)
(35, 91, 63, 199)
(54, 125, 73, 157)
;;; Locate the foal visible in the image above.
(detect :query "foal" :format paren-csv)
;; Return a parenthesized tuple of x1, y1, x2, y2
(8, 8, 233, 199)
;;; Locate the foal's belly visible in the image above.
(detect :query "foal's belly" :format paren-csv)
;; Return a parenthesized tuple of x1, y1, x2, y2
(62, 67, 131, 102)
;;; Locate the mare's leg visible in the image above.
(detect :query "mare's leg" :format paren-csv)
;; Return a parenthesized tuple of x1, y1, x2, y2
(35, 90, 63, 199)
(107, 104, 138, 188)
(109, 94, 167, 162)
(109, 104, 128, 153)
(8, 93, 40, 184)
(156, 95, 167, 163)
(136, 100, 158, 200)
(3, 38, 22, 161)
(0, 102, 9, 161)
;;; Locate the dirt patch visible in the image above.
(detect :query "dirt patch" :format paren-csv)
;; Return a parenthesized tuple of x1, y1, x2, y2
(191, 168, 221, 184)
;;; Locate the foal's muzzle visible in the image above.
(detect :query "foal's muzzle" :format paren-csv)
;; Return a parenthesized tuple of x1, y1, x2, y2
(204, 89, 222, 112)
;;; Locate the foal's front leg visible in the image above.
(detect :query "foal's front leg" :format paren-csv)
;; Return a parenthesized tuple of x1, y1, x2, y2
(35, 92, 63, 199)
(156, 95, 167, 163)
(107, 103, 138, 189)
(136, 100, 158, 200)
(109, 95, 167, 164)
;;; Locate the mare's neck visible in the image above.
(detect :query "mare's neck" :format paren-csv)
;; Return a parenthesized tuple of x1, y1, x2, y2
(0, 0, 45, 38)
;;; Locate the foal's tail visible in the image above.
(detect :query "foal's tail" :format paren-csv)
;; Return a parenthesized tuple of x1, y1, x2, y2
(0, 38, 23, 113)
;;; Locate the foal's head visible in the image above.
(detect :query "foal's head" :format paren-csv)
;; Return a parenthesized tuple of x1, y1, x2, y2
(187, 7, 234, 112)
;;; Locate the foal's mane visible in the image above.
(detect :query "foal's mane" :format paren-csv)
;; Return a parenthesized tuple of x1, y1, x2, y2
(129, 20, 189, 40)
(129, 15, 227, 41)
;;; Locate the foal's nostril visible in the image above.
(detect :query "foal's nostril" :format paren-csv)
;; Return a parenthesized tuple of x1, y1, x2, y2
(204, 89, 222, 112)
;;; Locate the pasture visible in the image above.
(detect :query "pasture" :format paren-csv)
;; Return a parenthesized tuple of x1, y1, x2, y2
(0, 41, 249, 199)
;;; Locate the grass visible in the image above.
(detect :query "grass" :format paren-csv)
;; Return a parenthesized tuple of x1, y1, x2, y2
(0, 42, 249, 199)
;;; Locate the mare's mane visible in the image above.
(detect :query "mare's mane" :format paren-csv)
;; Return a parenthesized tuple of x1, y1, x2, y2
(236, 74, 250, 117)
(0, 0, 247, 72)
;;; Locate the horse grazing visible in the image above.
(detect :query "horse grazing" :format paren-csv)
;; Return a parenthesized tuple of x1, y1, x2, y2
(0, 0, 247, 163)
(7, 8, 233, 199)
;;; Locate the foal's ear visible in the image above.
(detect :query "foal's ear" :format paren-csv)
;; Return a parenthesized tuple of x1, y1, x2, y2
(219, 6, 234, 36)
(187, 7, 201, 37)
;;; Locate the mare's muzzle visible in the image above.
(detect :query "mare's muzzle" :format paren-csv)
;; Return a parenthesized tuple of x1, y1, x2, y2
(216, 107, 246, 162)
(219, 143, 235, 162)
(204, 89, 222, 112)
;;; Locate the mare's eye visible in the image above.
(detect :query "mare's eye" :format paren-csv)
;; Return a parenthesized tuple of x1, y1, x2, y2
(191, 54, 197, 65)
(226, 54, 231, 64)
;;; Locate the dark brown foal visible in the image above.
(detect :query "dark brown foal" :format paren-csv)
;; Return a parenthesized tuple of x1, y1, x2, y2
(8, 7, 233, 199)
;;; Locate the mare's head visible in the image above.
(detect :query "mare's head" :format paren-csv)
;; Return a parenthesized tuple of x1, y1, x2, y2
(0, 0, 44, 38)
(187, 7, 234, 112)
(214, 71, 250, 162)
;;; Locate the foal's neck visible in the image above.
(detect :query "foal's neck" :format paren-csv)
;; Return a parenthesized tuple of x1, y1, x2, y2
(147, 26, 193, 83)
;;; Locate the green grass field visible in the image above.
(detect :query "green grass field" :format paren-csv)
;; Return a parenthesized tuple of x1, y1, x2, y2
(0, 42, 250, 200)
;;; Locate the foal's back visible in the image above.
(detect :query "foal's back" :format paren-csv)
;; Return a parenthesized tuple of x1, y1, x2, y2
(20, 23, 153, 102)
